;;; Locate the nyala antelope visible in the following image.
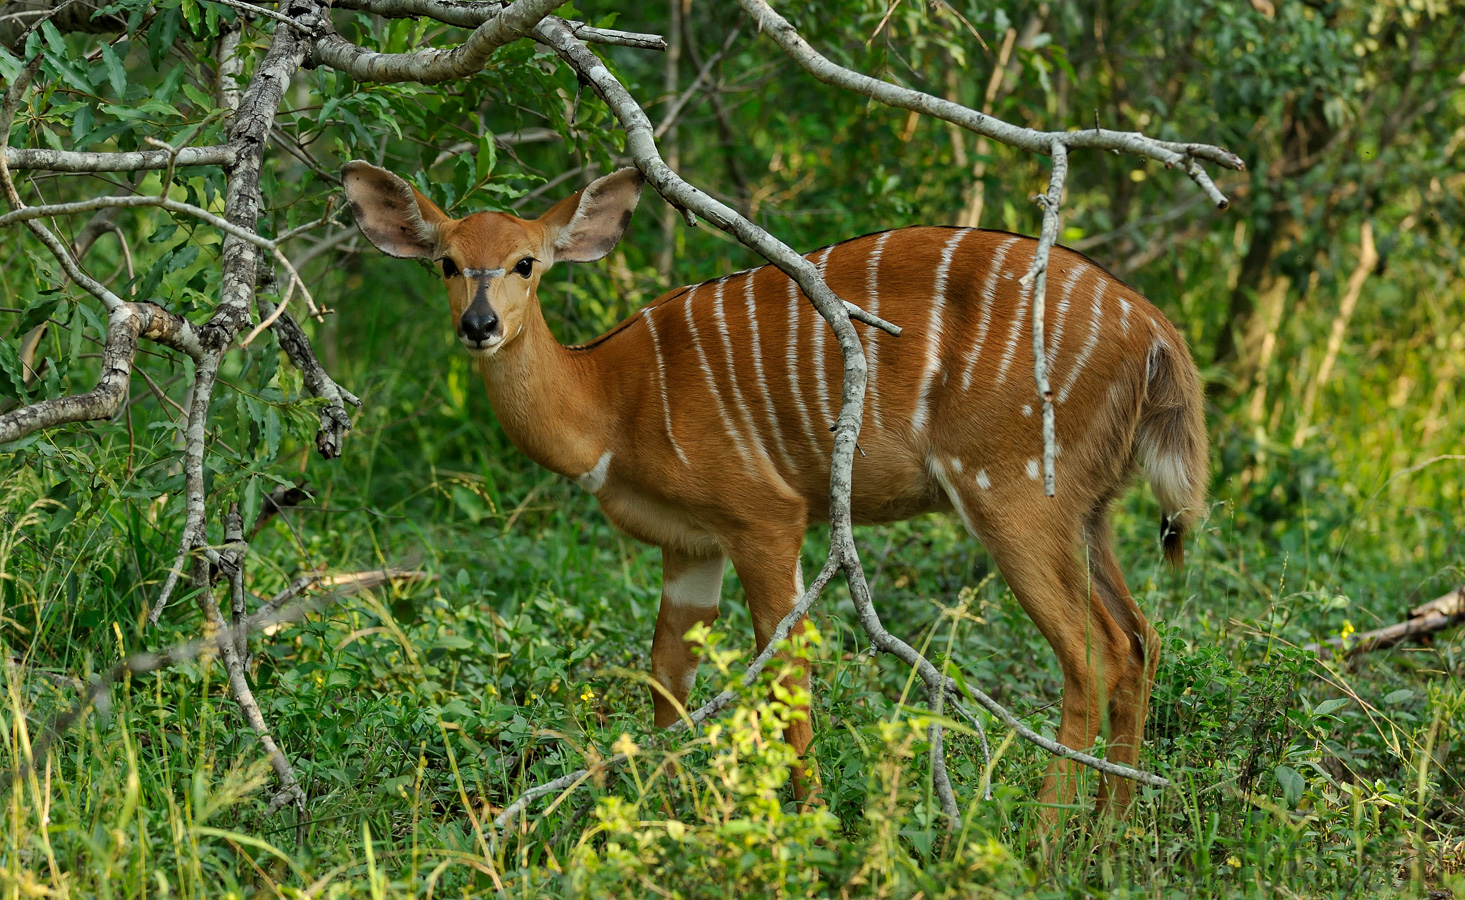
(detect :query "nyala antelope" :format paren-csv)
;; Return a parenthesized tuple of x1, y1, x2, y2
(343, 161, 1207, 813)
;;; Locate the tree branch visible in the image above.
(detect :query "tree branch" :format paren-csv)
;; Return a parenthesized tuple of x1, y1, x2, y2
(3, 145, 233, 172)
(329, 0, 667, 50)
(0, 303, 199, 444)
(1017, 141, 1066, 497)
(309, 0, 562, 84)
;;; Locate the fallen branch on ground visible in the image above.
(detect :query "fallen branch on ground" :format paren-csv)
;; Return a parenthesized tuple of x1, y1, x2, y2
(1305, 587, 1465, 658)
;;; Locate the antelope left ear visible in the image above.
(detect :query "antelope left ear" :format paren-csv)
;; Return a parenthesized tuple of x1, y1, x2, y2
(539, 168, 645, 263)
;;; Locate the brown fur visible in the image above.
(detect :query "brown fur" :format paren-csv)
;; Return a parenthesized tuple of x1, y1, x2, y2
(344, 165, 1210, 814)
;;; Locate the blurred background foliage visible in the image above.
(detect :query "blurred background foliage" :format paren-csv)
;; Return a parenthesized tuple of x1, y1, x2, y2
(1, 0, 1462, 896)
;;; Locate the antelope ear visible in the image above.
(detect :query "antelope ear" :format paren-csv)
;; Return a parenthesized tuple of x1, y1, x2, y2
(341, 160, 451, 259)
(539, 168, 645, 263)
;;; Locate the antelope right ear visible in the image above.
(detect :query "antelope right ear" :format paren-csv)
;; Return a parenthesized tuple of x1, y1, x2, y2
(341, 161, 451, 259)
(538, 167, 645, 263)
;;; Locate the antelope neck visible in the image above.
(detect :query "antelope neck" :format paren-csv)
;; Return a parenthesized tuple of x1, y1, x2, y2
(476, 309, 610, 480)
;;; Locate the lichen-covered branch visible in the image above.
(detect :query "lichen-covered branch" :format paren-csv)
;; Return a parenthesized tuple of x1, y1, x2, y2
(4, 145, 232, 172)
(309, 0, 563, 84)
(330, 0, 667, 50)
(152, 0, 325, 624)
(0, 303, 200, 444)
(259, 298, 361, 459)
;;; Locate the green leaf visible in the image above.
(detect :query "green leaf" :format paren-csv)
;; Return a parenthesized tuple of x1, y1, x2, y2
(1274, 765, 1305, 808)
(1311, 697, 1349, 718)
(99, 42, 127, 97)
(70, 103, 96, 147)
(0, 339, 28, 399)
(475, 132, 496, 184)
(16, 295, 61, 334)
(242, 475, 262, 537)
(1382, 689, 1413, 706)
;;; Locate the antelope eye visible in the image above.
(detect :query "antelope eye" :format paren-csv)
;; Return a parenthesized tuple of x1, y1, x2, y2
(514, 257, 535, 278)
(440, 258, 460, 278)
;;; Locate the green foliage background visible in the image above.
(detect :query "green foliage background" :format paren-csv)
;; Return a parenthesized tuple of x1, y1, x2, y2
(1, 0, 1462, 896)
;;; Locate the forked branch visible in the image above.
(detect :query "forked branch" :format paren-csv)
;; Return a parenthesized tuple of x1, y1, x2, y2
(0, 303, 200, 444)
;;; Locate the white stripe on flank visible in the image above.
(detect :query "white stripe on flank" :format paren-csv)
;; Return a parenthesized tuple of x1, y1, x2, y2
(993, 246, 1035, 385)
(642, 306, 689, 465)
(1118, 295, 1133, 337)
(1045, 264, 1085, 370)
(743, 272, 798, 473)
(960, 236, 1018, 391)
(913, 229, 970, 433)
(1058, 276, 1107, 403)
(930, 458, 978, 537)
(976, 469, 991, 490)
(786, 273, 820, 454)
(1026, 458, 1039, 481)
(684, 285, 753, 463)
(865, 231, 894, 431)
(810, 247, 835, 429)
(712, 277, 773, 467)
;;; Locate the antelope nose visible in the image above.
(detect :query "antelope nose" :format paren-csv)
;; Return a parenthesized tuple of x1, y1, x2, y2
(459, 305, 500, 344)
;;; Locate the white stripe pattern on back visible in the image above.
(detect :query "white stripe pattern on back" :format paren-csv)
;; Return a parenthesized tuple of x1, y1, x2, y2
(683, 285, 754, 463)
(742, 272, 798, 473)
(1045, 263, 1085, 370)
(993, 245, 1035, 385)
(642, 305, 689, 465)
(1118, 295, 1132, 337)
(711, 277, 772, 467)
(865, 230, 894, 431)
(912, 229, 970, 433)
(1058, 276, 1108, 403)
(960, 236, 1018, 391)
(785, 272, 820, 454)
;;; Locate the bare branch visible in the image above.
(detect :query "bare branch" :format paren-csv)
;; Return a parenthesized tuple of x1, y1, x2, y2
(330, 0, 667, 50)
(0, 303, 199, 445)
(1017, 141, 1067, 496)
(152, 0, 326, 627)
(258, 298, 361, 459)
(3, 145, 233, 172)
(309, 0, 562, 84)
(734, 0, 1244, 207)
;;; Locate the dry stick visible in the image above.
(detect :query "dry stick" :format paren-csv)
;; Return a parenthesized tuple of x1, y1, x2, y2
(0, 566, 411, 800)
(534, 22, 952, 831)
(1017, 141, 1067, 496)
(193, 512, 307, 814)
(1303, 586, 1464, 658)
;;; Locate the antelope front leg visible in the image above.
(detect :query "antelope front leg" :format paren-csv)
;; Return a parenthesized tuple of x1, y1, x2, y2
(650, 547, 726, 727)
(726, 533, 818, 802)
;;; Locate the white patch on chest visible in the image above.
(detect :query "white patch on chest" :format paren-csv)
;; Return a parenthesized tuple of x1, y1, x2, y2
(664, 556, 726, 610)
(576, 451, 613, 493)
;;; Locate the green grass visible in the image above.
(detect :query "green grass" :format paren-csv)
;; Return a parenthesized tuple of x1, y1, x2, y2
(2, 259, 1462, 898)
